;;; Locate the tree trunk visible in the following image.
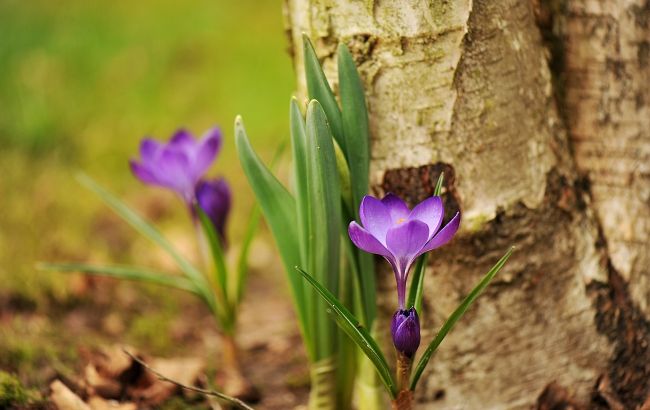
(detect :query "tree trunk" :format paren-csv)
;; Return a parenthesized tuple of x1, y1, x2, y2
(284, 0, 650, 409)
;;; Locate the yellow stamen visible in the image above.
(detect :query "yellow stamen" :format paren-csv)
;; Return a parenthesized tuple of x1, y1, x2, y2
(396, 218, 406, 224)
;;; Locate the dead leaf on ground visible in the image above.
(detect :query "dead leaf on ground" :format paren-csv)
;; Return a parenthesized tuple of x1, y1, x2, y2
(128, 356, 204, 405)
(50, 379, 90, 410)
(50, 345, 205, 409)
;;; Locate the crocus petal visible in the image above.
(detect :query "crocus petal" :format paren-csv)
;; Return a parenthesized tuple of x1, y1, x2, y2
(385, 220, 429, 277)
(409, 196, 444, 240)
(129, 161, 161, 185)
(359, 195, 392, 243)
(139, 138, 162, 162)
(420, 212, 461, 254)
(169, 129, 194, 146)
(157, 149, 194, 201)
(381, 193, 410, 222)
(348, 222, 391, 257)
(193, 127, 222, 177)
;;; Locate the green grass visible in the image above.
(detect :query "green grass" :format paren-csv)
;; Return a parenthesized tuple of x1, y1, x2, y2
(0, 0, 294, 303)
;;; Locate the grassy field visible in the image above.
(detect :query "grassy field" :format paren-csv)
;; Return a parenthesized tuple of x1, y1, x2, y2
(0, 0, 294, 302)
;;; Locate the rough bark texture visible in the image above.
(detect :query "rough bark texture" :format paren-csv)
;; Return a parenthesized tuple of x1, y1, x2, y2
(562, 0, 650, 317)
(285, 0, 650, 408)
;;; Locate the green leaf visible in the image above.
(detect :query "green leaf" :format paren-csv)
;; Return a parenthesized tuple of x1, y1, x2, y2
(305, 100, 342, 359)
(410, 247, 514, 389)
(234, 205, 261, 305)
(297, 267, 397, 398)
(76, 174, 218, 314)
(289, 98, 309, 269)
(338, 42, 370, 211)
(333, 137, 353, 212)
(235, 140, 287, 306)
(407, 254, 428, 313)
(434, 173, 444, 196)
(303, 35, 344, 152)
(234, 116, 312, 356)
(195, 205, 229, 308)
(38, 263, 198, 294)
(337, 42, 377, 326)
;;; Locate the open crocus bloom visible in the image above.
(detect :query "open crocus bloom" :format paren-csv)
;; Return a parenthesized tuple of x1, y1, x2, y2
(348, 193, 460, 308)
(130, 127, 222, 204)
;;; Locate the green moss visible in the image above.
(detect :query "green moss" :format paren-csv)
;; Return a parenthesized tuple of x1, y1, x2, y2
(0, 371, 41, 408)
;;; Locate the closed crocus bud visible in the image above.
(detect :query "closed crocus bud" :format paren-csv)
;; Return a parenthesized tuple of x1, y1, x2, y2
(195, 178, 231, 243)
(391, 308, 421, 358)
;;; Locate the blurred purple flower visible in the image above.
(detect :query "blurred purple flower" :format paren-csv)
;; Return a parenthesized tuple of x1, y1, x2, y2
(348, 193, 460, 308)
(391, 307, 420, 358)
(129, 127, 222, 204)
(196, 178, 231, 242)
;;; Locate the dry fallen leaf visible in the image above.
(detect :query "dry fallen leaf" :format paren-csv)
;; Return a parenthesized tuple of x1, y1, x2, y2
(50, 379, 90, 410)
(87, 396, 137, 410)
(128, 356, 204, 405)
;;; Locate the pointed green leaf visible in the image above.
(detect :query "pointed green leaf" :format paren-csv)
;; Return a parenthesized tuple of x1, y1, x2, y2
(235, 141, 287, 306)
(195, 205, 229, 306)
(333, 138, 353, 212)
(39, 263, 198, 294)
(303, 35, 344, 151)
(434, 173, 444, 196)
(410, 247, 514, 389)
(234, 205, 261, 305)
(338, 42, 370, 210)
(290, 98, 309, 269)
(305, 100, 342, 359)
(337, 42, 377, 325)
(297, 267, 397, 398)
(234, 116, 312, 356)
(407, 254, 428, 313)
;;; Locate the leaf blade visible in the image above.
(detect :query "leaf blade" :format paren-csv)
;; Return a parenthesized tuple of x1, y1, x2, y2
(297, 266, 397, 398)
(338, 42, 370, 210)
(195, 205, 230, 310)
(303, 35, 344, 151)
(39, 263, 199, 294)
(305, 100, 342, 359)
(410, 247, 514, 389)
(234, 116, 313, 357)
(407, 254, 428, 313)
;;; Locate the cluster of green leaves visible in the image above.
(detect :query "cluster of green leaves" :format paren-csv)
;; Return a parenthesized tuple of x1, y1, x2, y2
(236, 36, 375, 408)
(40, 172, 261, 335)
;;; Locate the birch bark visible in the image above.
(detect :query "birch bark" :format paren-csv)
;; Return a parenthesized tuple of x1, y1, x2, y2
(285, 0, 650, 408)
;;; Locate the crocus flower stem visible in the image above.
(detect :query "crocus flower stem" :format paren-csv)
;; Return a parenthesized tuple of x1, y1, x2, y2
(391, 390, 414, 410)
(396, 351, 413, 392)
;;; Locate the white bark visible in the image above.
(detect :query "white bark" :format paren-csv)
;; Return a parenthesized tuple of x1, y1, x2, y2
(285, 0, 650, 408)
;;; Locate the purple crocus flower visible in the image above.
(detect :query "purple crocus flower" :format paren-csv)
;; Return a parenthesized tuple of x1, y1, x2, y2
(129, 127, 222, 204)
(196, 178, 231, 242)
(348, 193, 460, 309)
(391, 308, 421, 358)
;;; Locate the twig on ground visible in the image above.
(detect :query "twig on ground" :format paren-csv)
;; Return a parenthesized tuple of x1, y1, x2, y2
(122, 349, 255, 410)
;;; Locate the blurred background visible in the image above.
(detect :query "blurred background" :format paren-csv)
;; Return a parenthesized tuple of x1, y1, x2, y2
(0, 0, 299, 404)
